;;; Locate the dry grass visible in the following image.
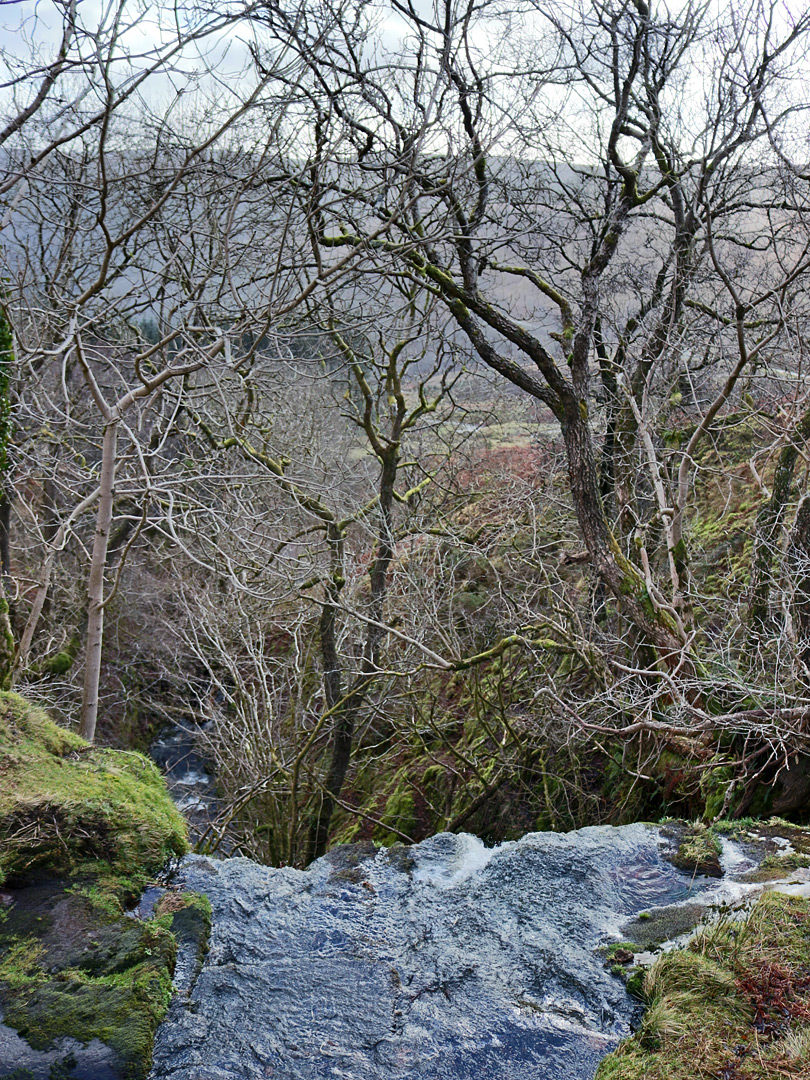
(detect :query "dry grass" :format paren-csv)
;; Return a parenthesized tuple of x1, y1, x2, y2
(596, 891, 810, 1079)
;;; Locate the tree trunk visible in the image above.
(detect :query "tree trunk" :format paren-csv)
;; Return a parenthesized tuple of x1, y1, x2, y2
(306, 521, 347, 862)
(561, 404, 685, 656)
(0, 303, 15, 687)
(787, 493, 810, 685)
(307, 446, 399, 862)
(79, 420, 118, 742)
(748, 406, 810, 635)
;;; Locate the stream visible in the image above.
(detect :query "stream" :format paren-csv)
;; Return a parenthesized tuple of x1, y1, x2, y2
(142, 726, 809, 1080)
(3, 718, 806, 1080)
(149, 723, 221, 851)
(146, 821, 758, 1080)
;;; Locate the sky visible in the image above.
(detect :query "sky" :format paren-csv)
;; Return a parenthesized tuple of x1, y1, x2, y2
(1, 0, 809, 163)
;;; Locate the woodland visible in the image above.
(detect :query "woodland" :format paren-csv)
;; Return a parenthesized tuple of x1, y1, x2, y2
(2, 0, 810, 866)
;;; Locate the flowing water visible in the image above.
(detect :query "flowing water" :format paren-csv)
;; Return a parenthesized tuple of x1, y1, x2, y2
(149, 723, 220, 848)
(148, 824, 729, 1080)
(2, 720, 806, 1080)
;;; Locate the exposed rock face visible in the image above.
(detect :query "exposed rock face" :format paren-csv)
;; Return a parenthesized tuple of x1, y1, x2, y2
(5, 689, 809, 1080)
(150, 824, 720, 1080)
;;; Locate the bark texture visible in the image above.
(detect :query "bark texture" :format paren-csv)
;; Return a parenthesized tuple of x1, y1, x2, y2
(79, 421, 118, 742)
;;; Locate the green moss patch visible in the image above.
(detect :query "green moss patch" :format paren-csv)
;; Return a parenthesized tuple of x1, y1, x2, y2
(153, 890, 211, 991)
(596, 891, 810, 1079)
(0, 691, 187, 892)
(622, 903, 706, 952)
(0, 911, 175, 1075)
(373, 782, 418, 846)
(664, 821, 722, 878)
(0, 693, 193, 1079)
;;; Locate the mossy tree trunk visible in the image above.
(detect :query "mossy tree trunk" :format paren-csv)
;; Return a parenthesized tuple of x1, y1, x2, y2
(748, 406, 810, 636)
(0, 304, 15, 689)
(561, 405, 686, 655)
(306, 334, 427, 862)
(787, 494, 810, 686)
(307, 444, 401, 860)
(307, 520, 348, 862)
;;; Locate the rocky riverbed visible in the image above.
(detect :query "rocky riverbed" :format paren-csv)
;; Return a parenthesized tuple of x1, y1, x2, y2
(3, 697, 810, 1080)
(147, 822, 810, 1080)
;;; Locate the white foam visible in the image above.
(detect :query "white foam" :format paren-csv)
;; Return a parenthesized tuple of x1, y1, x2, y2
(175, 794, 209, 812)
(172, 770, 210, 787)
(771, 835, 796, 854)
(719, 837, 757, 877)
(411, 833, 498, 889)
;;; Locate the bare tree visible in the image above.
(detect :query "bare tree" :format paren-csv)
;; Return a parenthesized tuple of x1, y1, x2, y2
(2, 0, 333, 737)
(174, 295, 462, 861)
(256, 0, 810, 655)
(6, 0, 810, 849)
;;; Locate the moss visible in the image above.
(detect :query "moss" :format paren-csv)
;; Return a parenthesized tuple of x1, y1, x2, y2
(602, 942, 640, 962)
(0, 692, 191, 1079)
(623, 903, 706, 951)
(373, 785, 417, 846)
(602, 942, 643, 993)
(329, 817, 364, 847)
(700, 763, 734, 820)
(154, 890, 211, 972)
(666, 822, 722, 877)
(761, 852, 810, 871)
(596, 891, 810, 1079)
(0, 956, 174, 1077)
(0, 882, 181, 1079)
(0, 599, 14, 691)
(38, 635, 82, 677)
(0, 691, 188, 890)
(624, 968, 646, 1001)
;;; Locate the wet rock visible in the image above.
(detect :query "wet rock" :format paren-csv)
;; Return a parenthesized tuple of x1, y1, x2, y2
(0, 1025, 120, 1080)
(660, 822, 723, 877)
(0, 693, 191, 1080)
(149, 821, 810, 1080)
(150, 825, 708, 1080)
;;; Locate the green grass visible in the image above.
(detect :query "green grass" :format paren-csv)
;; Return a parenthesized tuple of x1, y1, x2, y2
(596, 891, 810, 1079)
(668, 822, 722, 877)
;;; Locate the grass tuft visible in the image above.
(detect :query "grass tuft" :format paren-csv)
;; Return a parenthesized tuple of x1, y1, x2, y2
(596, 891, 810, 1079)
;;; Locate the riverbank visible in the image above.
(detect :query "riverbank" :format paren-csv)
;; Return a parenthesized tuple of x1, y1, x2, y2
(0, 692, 207, 1080)
(597, 890, 810, 1078)
(3, 693, 810, 1079)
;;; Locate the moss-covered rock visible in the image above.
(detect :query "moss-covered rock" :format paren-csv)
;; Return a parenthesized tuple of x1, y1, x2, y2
(662, 821, 722, 877)
(37, 635, 82, 678)
(0, 692, 192, 1079)
(0, 912, 175, 1075)
(621, 902, 707, 953)
(373, 783, 418, 846)
(0, 691, 187, 890)
(153, 890, 211, 993)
